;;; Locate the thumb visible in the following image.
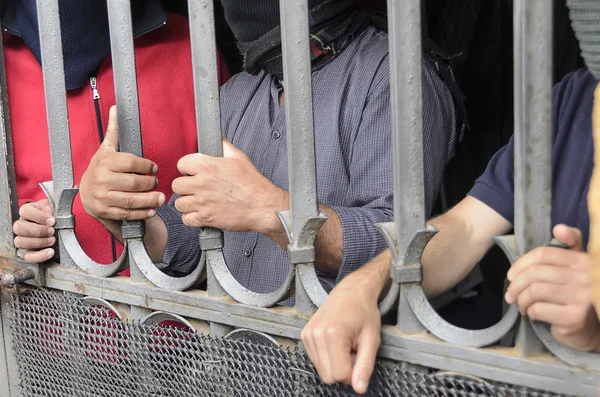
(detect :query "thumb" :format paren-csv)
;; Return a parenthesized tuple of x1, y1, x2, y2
(101, 106, 119, 151)
(351, 327, 380, 395)
(553, 224, 584, 251)
(222, 136, 245, 159)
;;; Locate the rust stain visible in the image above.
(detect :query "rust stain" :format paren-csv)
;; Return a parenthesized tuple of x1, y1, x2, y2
(74, 283, 87, 294)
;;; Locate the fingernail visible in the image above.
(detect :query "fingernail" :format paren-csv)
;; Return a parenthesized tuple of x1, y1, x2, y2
(357, 380, 368, 391)
(158, 194, 166, 206)
(148, 209, 156, 218)
(47, 237, 56, 245)
(47, 227, 55, 236)
(46, 249, 54, 258)
(46, 217, 55, 226)
(504, 292, 512, 304)
(152, 164, 158, 174)
(506, 270, 512, 281)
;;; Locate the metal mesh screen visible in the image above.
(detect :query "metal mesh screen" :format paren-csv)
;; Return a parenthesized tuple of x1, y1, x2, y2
(8, 288, 569, 397)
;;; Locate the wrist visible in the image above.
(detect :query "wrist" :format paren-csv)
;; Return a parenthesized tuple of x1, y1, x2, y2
(255, 187, 289, 237)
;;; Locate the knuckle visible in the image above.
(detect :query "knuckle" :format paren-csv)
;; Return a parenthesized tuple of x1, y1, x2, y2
(325, 326, 338, 338)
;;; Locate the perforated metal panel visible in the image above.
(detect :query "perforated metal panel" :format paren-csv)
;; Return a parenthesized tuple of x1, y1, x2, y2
(8, 289, 569, 397)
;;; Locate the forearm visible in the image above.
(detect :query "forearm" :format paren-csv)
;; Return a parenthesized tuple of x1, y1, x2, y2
(422, 198, 508, 297)
(335, 249, 392, 302)
(96, 216, 168, 263)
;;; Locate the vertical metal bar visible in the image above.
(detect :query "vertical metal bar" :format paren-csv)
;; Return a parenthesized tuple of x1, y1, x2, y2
(0, 36, 18, 258)
(387, 0, 426, 334)
(35, 0, 75, 202)
(280, 0, 320, 312)
(106, 0, 150, 319)
(513, 0, 553, 356)
(187, 0, 229, 312)
(280, 0, 319, 241)
(36, 0, 78, 269)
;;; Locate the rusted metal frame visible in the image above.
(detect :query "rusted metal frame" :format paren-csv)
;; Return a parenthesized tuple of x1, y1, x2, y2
(378, 0, 521, 346)
(41, 265, 599, 395)
(36, 0, 126, 276)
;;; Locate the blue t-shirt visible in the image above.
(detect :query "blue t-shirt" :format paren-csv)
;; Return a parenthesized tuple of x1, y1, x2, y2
(469, 69, 597, 246)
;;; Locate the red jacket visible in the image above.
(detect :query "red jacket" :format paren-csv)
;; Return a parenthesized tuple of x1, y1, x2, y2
(5, 13, 230, 265)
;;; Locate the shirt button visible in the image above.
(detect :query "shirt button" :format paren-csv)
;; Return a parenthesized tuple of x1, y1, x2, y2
(243, 248, 253, 257)
(272, 130, 281, 139)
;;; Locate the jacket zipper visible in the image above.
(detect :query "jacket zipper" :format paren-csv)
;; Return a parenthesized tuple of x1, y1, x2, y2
(89, 76, 118, 262)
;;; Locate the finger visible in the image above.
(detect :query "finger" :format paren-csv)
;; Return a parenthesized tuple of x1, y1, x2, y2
(177, 153, 212, 176)
(222, 137, 244, 159)
(553, 224, 584, 251)
(13, 219, 54, 238)
(23, 248, 55, 264)
(507, 246, 588, 281)
(101, 106, 120, 152)
(313, 329, 334, 384)
(101, 207, 157, 221)
(301, 329, 324, 380)
(526, 302, 587, 328)
(14, 236, 56, 250)
(352, 328, 380, 395)
(102, 173, 158, 193)
(172, 176, 200, 197)
(109, 153, 158, 175)
(19, 204, 55, 226)
(104, 191, 166, 210)
(324, 327, 354, 385)
(514, 282, 585, 315)
(174, 195, 199, 214)
(505, 264, 575, 303)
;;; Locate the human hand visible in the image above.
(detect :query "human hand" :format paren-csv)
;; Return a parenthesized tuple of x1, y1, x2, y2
(173, 138, 287, 234)
(505, 225, 600, 352)
(301, 281, 381, 394)
(13, 199, 56, 263)
(80, 106, 165, 222)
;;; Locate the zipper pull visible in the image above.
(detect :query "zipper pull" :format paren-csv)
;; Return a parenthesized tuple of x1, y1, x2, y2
(89, 77, 100, 100)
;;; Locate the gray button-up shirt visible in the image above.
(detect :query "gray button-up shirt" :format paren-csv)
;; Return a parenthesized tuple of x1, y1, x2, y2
(156, 27, 456, 295)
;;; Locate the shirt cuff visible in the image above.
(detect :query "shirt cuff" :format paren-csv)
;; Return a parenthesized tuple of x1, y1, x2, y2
(155, 205, 202, 276)
(468, 181, 514, 224)
(329, 206, 393, 284)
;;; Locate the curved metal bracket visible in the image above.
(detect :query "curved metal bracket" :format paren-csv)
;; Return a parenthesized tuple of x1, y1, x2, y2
(496, 235, 600, 370)
(376, 223, 520, 347)
(208, 249, 295, 307)
(82, 297, 123, 320)
(40, 181, 128, 277)
(128, 236, 204, 291)
(141, 311, 200, 331)
(375, 223, 437, 315)
(279, 210, 329, 307)
(225, 328, 280, 348)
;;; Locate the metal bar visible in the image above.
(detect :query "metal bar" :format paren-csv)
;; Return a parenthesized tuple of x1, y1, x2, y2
(35, 0, 75, 201)
(41, 265, 600, 396)
(106, 0, 150, 319)
(387, 0, 426, 334)
(280, 0, 319, 240)
(1, 291, 23, 397)
(187, 0, 230, 315)
(513, 0, 554, 356)
(0, 34, 18, 258)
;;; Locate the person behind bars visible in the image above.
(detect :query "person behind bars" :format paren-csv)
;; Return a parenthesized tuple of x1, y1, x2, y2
(77, 1, 459, 297)
(300, 4, 600, 395)
(9, 0, 229, 265)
